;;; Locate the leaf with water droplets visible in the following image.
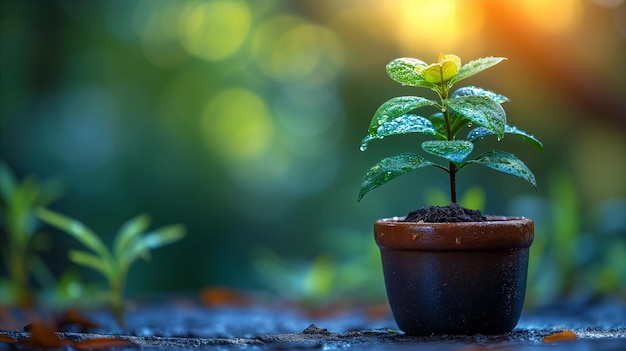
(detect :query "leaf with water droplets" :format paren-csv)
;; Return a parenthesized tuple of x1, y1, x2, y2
(428, 112, 448, 136)
(386, 58, 437, 89)
(447, 96, 506, 139)
(361, 114, 438, 150)
(358, 154, 437, 201)
(422, 140, 474, 163)
(451, 57, 507, 84)
(467, 150, 536, 188)
(452, 86, 510, 104)
(360, 96, 437, 150)
(467, 125, 544, 151)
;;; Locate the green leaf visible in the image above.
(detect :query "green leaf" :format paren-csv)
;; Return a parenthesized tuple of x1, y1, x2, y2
(427, 112, 448, 137)
(114, 214, 151, 259)
(361, 96, 437, 150)
(358, 154, 437, 201)
(36, 208, 111, 260)
(420, 60, 459, 84)
(451, 86, 510, 104)
(142, 225, 186, 249)
(447, 96, 506, 139)
(360, 114, 438, 150)
(466, 150, 536, 188)
(386, 58, 436, 89)
(467, 125, 544, 151)
(68, 250, 113, 279)
(0, 162, 17, 202)
(119, 224, 186, 269)
(451, 57, 507, 84)
(422, 140, 474, 163)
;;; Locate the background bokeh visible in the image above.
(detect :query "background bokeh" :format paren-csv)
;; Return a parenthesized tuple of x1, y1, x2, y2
(1, 0, 625, 308)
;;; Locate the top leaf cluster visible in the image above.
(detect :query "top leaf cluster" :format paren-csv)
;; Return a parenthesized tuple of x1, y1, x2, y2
(358, 54, 542, 202)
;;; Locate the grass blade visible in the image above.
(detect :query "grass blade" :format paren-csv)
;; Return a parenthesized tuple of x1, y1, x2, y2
(114, 214, 151, 260)
(68, 250, 113, 279)
(36, 208, 110, 260)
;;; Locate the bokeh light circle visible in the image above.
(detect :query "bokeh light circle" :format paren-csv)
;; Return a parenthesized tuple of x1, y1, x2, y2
(179, 0, 251, 61)
(202, 88, 273, 160)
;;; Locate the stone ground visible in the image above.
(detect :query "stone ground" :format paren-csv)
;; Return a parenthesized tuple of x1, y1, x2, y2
(1, 295, 625, 350)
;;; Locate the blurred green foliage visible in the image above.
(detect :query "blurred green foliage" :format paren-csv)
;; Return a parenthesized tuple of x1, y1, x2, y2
(1, 0, 625, 309)
(518, 173, 626, 307)
(0, 162, 63, 305)
(36, 208, 185, 325)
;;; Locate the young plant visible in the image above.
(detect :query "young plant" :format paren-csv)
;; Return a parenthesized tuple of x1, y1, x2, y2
(36, 208, 186, 325)
(0, 162, 63, 305)
(358, 53, 542, 207)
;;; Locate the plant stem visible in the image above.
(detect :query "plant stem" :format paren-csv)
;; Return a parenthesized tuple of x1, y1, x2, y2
(110, 274, 126, 326)
(440, 86, 457, 204)
(449, 162, 457, 204)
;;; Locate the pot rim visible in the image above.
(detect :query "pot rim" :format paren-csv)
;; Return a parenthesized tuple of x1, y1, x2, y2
(375, 216, 534, 250)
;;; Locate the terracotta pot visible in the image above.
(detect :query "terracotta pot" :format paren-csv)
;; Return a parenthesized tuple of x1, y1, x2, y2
(374, 216, 534, 335)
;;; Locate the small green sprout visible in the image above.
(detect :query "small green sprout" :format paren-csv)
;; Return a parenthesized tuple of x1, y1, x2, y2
(359, 53, 543, 204)
(0, 162, 63, 305)
(36, 208, 186, 325)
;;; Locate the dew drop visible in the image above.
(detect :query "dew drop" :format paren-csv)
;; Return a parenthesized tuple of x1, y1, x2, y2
(360, 144, 367, 151)
(455, 237, 461, 245)
(411, 234, 418, 241)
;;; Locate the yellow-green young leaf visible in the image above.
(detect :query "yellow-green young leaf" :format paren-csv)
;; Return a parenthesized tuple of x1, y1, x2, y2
(36, 208, 111, 260)
(415, 54, 461, 85)
(68, 250, 113, 279)
(467, 150, 536, 188)
(419, 60, 459, 84)
(114, 214, 151, 259)
(358, 153, 438, 202)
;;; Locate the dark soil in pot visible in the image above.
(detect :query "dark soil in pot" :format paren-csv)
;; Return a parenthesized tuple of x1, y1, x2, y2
(405, 203, 486, 223)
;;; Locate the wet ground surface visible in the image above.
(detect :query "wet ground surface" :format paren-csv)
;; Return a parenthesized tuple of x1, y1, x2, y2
(1, 296, 625, 350)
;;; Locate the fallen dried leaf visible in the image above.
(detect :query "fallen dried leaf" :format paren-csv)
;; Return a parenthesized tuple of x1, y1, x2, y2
(57, 309, 99, 331)
(364, 303, 391, 320)
(21, 322, 69, 349)
(200, 287, 250, 307)
(73, 338, 136, 350)
(0, 334, 15, 343)
(542, 330, 577, 343)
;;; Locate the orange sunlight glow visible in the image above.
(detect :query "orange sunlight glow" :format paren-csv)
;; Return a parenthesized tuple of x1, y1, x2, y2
(517, 0, 584, 34)
(379, 0, 486, 52)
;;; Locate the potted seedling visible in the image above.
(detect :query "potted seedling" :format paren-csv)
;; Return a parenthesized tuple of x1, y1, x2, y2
(358, 54, 542, 335)
(36, 208, 186, 326)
